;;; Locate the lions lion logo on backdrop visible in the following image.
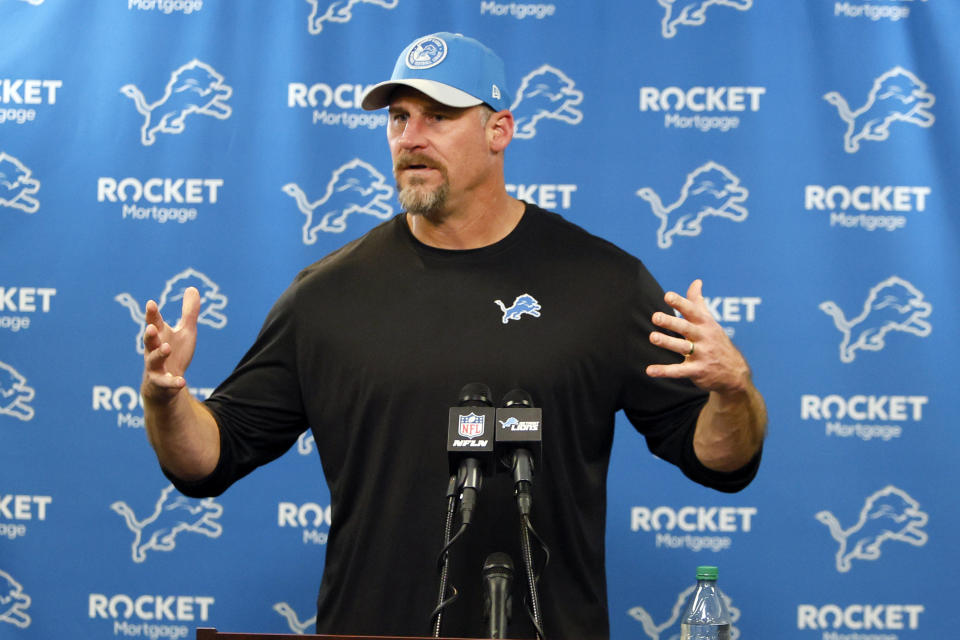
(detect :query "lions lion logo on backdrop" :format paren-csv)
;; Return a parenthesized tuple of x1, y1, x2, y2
(120, 59, 233, 146)
(111, 485, 224, 563)
(115, 268, 228, 354)
(658, 0, 754, 39)
(815, 485, 928, 573)
(0, 570, 31, 629)
(819, 276, 932, 363)
(0, 360, 35, 422)
(274, 602, 317, 635)
(510, 65, 583, 139)
(305, 0, 398, 34)
(823, 66, 935, 153)
(636, 161, 749, 249)
(282, 158, 394, 241)
(0, 152, 41, 215)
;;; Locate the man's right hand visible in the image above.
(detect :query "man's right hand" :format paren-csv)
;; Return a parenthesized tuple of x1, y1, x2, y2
(139, 286, 220, 481)
(141, 286, 200, 405)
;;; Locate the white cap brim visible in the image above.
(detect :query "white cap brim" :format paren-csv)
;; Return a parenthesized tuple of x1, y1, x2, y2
(361, 78, 484, 110)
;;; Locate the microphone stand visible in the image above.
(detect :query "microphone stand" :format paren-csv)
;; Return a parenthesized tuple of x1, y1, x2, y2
(519, 504, 545, 640)
(432, 475, 461, 637)
(434, 382, 495, 636)
(514, 452, 546, 640)
(432, 458, 482, 636)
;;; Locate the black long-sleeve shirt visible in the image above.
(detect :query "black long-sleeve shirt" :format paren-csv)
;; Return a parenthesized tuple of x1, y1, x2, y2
(168, 204, 759, 640)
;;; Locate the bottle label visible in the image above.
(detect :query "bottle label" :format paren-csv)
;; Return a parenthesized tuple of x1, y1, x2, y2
(680, 622, 730, 640)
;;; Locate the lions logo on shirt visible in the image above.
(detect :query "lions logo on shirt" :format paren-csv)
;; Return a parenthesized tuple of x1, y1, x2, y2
(494, 294, 542, 324)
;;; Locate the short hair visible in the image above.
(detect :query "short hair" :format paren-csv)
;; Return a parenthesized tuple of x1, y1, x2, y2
(478, 104, 495, 126)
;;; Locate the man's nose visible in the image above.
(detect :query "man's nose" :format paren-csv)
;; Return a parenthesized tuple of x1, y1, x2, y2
(396, 116, 428, 149)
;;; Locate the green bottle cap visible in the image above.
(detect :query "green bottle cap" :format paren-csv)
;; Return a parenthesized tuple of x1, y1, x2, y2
(696, 566, 719, 580)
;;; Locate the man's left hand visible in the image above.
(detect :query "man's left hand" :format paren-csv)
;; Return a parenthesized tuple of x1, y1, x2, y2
(645, 279, 751, 394)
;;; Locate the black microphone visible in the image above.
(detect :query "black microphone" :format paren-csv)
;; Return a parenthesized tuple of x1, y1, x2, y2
(482, 552, 513, 639)
(495, 389, 542, 516)
(447, 383, 496, 525)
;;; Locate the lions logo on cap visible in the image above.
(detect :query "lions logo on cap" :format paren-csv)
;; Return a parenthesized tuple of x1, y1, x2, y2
(406, 36, 447, 69)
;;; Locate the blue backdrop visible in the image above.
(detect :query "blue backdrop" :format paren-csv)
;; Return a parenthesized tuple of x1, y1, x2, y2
(2, 1, 958, 639)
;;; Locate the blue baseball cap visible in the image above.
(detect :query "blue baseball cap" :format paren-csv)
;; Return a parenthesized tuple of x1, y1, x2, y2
(361, 32, 512, 111)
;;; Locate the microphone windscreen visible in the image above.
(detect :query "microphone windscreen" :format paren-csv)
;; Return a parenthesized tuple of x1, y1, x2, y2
(483, 551, 514, 578)
(459, 382, 494, 407)
(501, 388, 533, 408)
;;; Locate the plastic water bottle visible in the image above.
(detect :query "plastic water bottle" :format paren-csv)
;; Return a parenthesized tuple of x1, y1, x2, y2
(680, 566, 731, 640)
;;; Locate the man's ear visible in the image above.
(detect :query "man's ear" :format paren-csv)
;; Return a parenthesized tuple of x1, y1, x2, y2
(487, 110, 514, 152)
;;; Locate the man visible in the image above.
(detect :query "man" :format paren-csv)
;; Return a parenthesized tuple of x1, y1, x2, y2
(141, 32, 766, 640)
